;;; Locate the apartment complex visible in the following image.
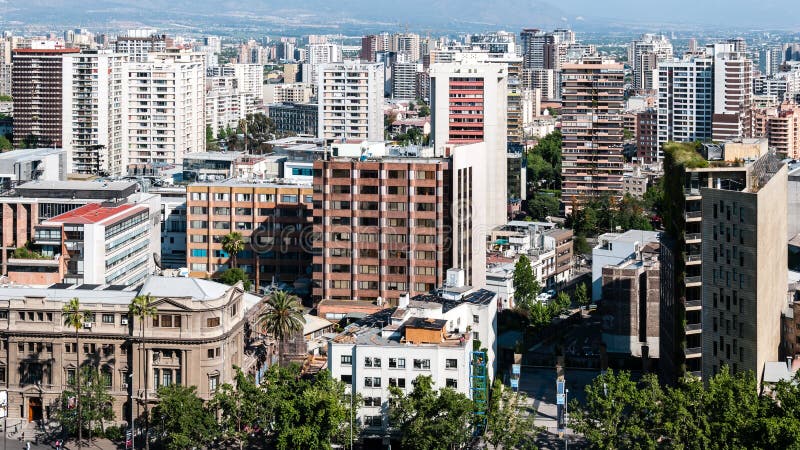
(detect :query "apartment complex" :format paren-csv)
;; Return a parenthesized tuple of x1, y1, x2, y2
(114, 32, 167, 62)
(711, 43, 753, 141)
(263, 83, 314, 104)
(317, 61, 384, 142)
(267, 102, 319, 136)
(628, 34, 673, 93)
(11, 48, 81, 148)
(125, 51, 206, 167)
(0, 277, 262, 424)
(659, 142, 777, 382)
(753, 101, 800, 158)
(62, 50, 129, 176)
(560, 58, 625, 210)
(430, 55, 508, 225)
(701, 154, 787, 383)
(391, 61, 421, 100)
(312, 142, 491, 305)
(185, 181, 313, 290)
(327, 288, 497, 436)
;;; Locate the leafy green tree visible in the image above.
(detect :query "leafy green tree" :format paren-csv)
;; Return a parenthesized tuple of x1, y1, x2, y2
(575, 282, 590, 307)
(555, 292, 571, 313)
(257, 290, 305, 365)
(573, 235, 591, 256)
(526, 192, 560, 220)
(703, 367, 766, 449)
(643, 179, 665, 216)
(0, 94, 11, 101)
(219, 267, 252, 290)
(0, 135, 11, 151)
(206, 124, 219, 151)
(55, 367, 114, 442)
(761, 372, 800, 448)
(486, 380, 537, 449)
(129, 294, 157, 450)
(212, 367, 269, 449)
(262, 365, 358, 450)
(154, 384, 217, 450)
(221, 231, 245, 268)
(513, 254, 540, 311)
(418, 103, 430, 117)
(62, 297, 85, 448)
(623, 129, 634, 140)
(388, 375, 474, 450)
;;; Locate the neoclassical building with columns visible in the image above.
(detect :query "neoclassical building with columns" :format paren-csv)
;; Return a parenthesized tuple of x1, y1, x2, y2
(0, 276, 265, 425)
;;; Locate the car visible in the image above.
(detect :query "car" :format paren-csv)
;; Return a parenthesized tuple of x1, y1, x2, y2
(536, 292, 550, 302)
(545, 289, 556, 298)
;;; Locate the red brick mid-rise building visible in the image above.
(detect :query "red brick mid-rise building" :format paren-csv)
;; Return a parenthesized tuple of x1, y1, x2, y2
(11, 48, 80, 148)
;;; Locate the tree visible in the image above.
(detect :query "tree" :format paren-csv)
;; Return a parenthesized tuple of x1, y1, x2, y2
(623, 129, 634, 141)
(513, 255, 540, 311)
(555, 292, 571, 314)
(261, 365, 359, 450)
(206, 124, 219, 151)
(526, 193, 560, 220)
(0, 135, 10, 151)
(0, 94, 11, 101)
(221, 232, 245, 268)
(219, 267, 252, 290)
(388, 375, 474, 450)
(418, 102, 430, 117)
(55, 367, 115, 442)
(212, 367, 269, 450)
(575, 282, 590, 307)
(257, 290, 305, 365)
(62, 297, 85, 449)
(129, 294, 157, 450)
(154, 384, 217, 450)
(486, 380, 537, 449)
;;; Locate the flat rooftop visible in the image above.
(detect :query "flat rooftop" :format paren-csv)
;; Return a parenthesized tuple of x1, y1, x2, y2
(47, 203, 144, 225)
(12, 180, 139, 200)
(189, 178, 312, 188)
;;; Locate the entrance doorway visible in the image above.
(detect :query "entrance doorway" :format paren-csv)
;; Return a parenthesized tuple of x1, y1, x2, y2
(28, 397, 42, 422)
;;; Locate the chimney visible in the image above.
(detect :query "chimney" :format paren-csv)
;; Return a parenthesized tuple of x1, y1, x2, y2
(398, 292, 410, 309)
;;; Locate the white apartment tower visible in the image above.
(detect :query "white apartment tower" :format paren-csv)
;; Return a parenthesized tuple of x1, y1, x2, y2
(711, 43, 753, 141)
(303, 43, 342, 85)
(430, 54, 508, 230)
(628, 34, 673, 93)
(125, 51, 205, 169)
(317, 61, 384, 142)
(62, 50, 129, 176)
(656, 55, 714, 159)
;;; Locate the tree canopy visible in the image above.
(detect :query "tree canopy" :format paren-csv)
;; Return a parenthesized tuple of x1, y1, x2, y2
(513, 254, 540, 311)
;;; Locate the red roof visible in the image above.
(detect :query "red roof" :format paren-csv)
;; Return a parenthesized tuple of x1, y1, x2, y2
(13, 48, 81, 54)
(48, 203, 143, 225)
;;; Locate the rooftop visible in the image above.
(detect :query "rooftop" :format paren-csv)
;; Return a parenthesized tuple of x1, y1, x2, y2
(410, 288, 496, 313)
(47, 203, 144, 225)
(12, 180, 139, 200)
(405, 317, 447, 331)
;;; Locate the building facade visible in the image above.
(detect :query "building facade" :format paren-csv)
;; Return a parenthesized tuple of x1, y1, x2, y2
(317, 62, 384, 142)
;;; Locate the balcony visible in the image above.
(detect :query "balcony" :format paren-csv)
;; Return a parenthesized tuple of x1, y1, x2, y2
(684, 347, 702, 358)
(685, 300, 702, 310)
(686, 254, 702, 264)
(685, 276, 701, 286)
(685, 211, 702, 222)
(685, 323, 702, 334)
(685, 233, 701, 243)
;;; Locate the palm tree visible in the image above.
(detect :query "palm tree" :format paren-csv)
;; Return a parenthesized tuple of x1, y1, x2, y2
(221, 232, 245, 269)
(256, 290, 305, 365)
(62, 297, 85, 450)
(129, 294, 157, 450)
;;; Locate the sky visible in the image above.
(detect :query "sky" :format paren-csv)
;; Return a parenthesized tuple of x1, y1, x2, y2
(1, 0, 798, 31)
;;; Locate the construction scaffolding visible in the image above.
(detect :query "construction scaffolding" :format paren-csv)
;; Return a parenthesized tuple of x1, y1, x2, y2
(471, 350, 488, 433)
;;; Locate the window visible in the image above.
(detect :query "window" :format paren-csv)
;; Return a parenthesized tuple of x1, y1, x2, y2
(281, 194, 298, 203)
(366, 416, 382, 427)
(209, 375, 219, 391)
(341, 374, 353, 384)
(162, 369, 172, 387)
(446, 359, 458, 369)
(341, 355, 352, 366)
(364, 377, 382, 387)
(472, 315, 479, 324)
(364, 397, 382, 407)
(389, 378, 406, 388)
(446, 378, 458, 388)
(101, 368, 113, 387)
(235, 194, 252, 202)
(207, 348, 220, 359)
(206, 317, 221, 327)
(364, 357, 381, 368)
(66, 368, 76, 385)
(102, 314, 115, 324)
(413, 359, 431, 370)
(389, 358, 405, 369)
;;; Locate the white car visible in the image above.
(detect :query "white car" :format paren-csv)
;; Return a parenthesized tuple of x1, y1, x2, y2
(536, 292, 550, 302)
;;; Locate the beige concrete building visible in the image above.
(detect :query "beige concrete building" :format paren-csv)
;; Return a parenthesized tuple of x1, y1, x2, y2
(701, 153, 787, 383)
(0, 276, 263, 425)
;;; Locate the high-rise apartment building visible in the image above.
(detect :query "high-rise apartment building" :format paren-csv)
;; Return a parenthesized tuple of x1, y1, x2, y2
(125, 51, 205, 168)
(186, 181, 313, 290)
(302, 43, 342, 85)
(391, 60, 421, 100)
(522, 68, 557, 100)
(628, 34, 673, 93)
(636, 109, 659, 163)
(312, 142, 490, 305)
(62, 50, 129, 176)
(11, 47, 81, 148)
(317, 61, 384, 142)
(659, 142, 774, 382)
(392, 33, 421, 63)
(560, 58, 625, 210)
(430, 54, 508, 225)
(765, 46, 784, 76)
(753, 101, 800, 158)
(711, 43, 753, 141)
(360, 33, 390, 63)
(656, 55, 714, 159)
(114, 32, 167, 62)
(701, 153, 786, 383)
(0, 36, 17, 96)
